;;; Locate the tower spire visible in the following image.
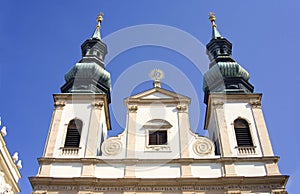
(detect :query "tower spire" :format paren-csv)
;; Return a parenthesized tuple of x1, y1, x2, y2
(61, 13, 110, 101)
(203, 12, 254, 104)
(209, 12, 222, 39)
(92, 12, 104, 40)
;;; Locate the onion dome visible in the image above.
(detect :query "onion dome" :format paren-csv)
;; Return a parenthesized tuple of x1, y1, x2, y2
(61, 13, 111, 102)
(203, 13, 254, 104)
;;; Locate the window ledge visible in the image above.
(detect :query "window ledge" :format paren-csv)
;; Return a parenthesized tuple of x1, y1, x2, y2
(235, 146, 256, 155)
(60, 147, 81, 155)
(145, 145, 171, 152)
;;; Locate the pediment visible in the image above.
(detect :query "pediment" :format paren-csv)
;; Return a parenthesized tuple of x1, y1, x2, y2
(127, 87, 190, 101)
(141, 92, 173, 99)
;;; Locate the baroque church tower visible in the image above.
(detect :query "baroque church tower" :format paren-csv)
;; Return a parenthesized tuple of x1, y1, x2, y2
(29, 13, 288, 194)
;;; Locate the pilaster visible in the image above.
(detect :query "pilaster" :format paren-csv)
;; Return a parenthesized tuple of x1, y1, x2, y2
(265, 161, 280, 175)
(250, 100, 274, 156)
(176, 104, 190, 158)
(181, 163, 192, 178)
(43, 97, 65, 157)
(126, 105, 138, 159)
(38, 163, 51, 177)
(213, 101, 232, 157)
(81, 163, 95, 177)
(125, 105, 138, 178)
(223, 162, 237, 176)
(85, 101, 103, 157)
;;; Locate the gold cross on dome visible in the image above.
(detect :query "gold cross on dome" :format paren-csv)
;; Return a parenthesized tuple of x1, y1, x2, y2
(97, 12, 104, 23)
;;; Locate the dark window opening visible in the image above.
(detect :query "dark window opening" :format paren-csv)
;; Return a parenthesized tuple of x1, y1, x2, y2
(149, 130, 167, 145)
(234, 119, 253, 147)
(64, 119, 83, 147)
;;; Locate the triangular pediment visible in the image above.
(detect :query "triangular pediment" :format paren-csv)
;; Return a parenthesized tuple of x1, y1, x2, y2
(126, 87, 190, 101)
(141, 91, 173, 99)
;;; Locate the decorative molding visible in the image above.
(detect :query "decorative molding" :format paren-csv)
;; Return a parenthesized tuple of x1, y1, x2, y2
(176, 104, 187, 112)
(0, 171, 12, 194)
(212, 101, 224, 108)
(249, 100, 262, 108)
(33, 184, 285, 192)
(54, 100, 66, 109)
(193, 138, 214, 156)
(101, 138, 122, 156)
(92, 102, 104, 109)
(128, 105, 138, 113)
(61, 147, 80, 155)
(237, 146, 256, 155)
(145, 145, 171, 152)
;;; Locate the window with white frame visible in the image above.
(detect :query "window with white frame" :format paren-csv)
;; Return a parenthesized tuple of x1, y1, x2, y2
(143, 119, 172, 150)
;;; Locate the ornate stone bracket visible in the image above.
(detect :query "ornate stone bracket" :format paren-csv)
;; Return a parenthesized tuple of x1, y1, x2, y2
(0, 171, 12, 194)
(54, 100, 66, 109)
(212, 101, 224, 109)
(176, 104, 187, 112)
(128, 105, 138, 113)
(249, 100, 262, 108)
(92, 102, 104, 109)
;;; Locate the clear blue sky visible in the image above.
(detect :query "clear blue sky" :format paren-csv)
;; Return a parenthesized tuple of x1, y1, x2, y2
(0, 1, 299, 193)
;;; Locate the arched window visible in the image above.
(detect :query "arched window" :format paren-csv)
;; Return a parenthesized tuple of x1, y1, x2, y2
(64, 119, 83, 147)
(234, 119, 253, 147)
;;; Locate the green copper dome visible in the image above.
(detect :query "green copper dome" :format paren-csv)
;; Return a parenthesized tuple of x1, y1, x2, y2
(203, 61, 250, 90)
(203, 13, 254, 104)
(64, 62, 111, 89)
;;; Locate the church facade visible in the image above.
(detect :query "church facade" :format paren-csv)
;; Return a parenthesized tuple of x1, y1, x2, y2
(29, 13, 289, 194)
(0, 120, 21, 193)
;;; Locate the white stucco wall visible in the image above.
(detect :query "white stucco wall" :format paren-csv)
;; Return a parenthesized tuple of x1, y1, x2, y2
(50, 163, 82, 177)
(54, 103, 92, 158)
(134, 105, 180, 159)
(191, 163, 222, 178)
(135, 164, 180, 178)
(95, 164, 125, 178)
(235, 162, 266, 176)
(223, 102, 262, 157)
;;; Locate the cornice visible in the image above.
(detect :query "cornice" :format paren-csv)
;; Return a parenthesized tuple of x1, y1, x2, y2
(37, 156, 280, 165)
(29, 175, 289, 192)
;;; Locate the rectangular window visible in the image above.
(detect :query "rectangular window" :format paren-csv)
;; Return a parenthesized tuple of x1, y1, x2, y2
(149, 130, 167, 145)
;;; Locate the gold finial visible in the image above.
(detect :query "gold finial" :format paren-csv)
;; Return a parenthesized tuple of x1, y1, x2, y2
(149, 69, 164, 88)
(96, 12, 104, 29)
(209, 12, 217, 27)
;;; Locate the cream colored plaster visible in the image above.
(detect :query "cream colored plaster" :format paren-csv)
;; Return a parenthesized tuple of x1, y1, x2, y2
(265, 162, 280, 175)
(214, 106, 232, 156)
(181, 163, 192, 178)
(44, 106, 64, 157)
(81, 163, 95, 177)
(38, 163, 51, 177)
(86, 102, 103, 157)
(177, 109, 190, 158)
(223, 162, 236, 176)
(251, 107, 274, 156)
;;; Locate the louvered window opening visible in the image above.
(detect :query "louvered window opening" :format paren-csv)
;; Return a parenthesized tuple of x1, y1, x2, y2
(234, 119, 253, 147)
(64, 119, 82, 147)
(149, 131, 167, 145)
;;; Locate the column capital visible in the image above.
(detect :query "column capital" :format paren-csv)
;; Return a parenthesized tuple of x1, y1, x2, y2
(128, 105, 138, 113)
(92, 102, 104, 109)
(249, 100, 262, 108)
(54, 100, 66, 109)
